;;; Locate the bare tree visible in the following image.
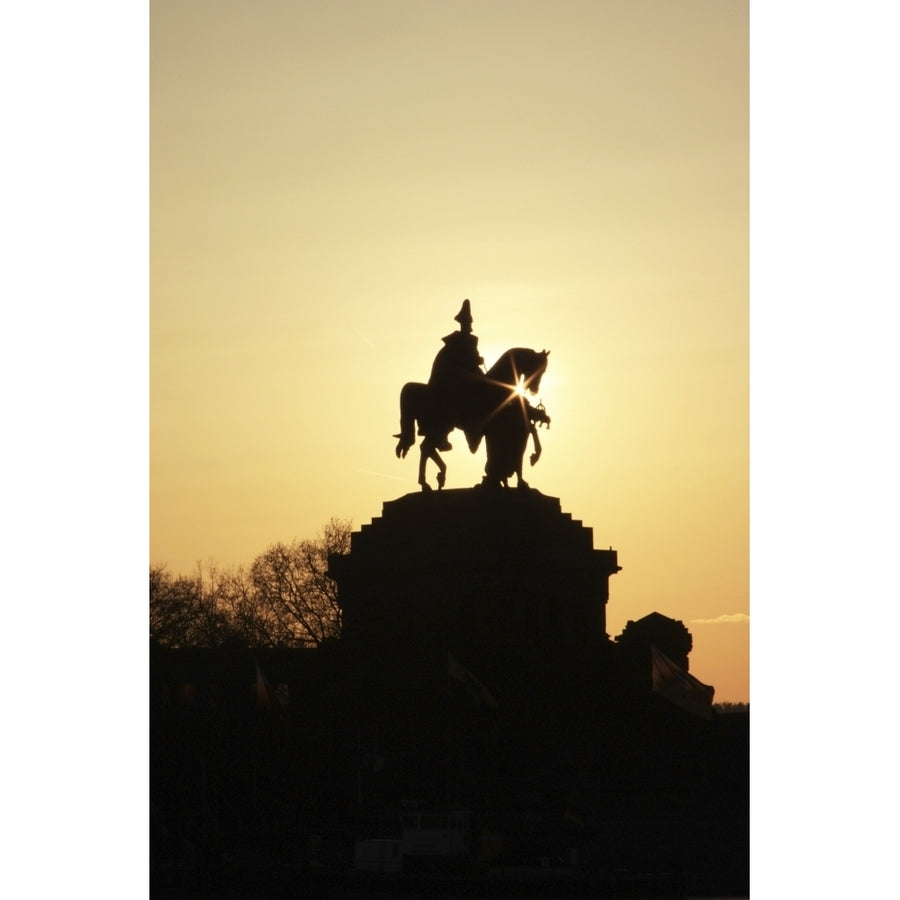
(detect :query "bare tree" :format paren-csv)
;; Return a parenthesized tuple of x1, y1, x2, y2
(150, 518, 352, 648)
(215, 564, 281, 648)
(150, 564, 198, 647)
(149, 563, 232, 648)
(249, 518, 351, 648)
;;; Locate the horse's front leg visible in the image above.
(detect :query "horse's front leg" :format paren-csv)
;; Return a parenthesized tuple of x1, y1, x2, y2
(513, 461, 529, 489)
(528, 423, 542, 467)
(514, 430, 537, 489)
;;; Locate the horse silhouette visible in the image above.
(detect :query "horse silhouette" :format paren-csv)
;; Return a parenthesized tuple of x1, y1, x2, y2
(395, 347, 551, 491)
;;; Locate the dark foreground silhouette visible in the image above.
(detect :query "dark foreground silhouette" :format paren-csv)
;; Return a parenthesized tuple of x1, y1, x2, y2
(150, 640, 747, 899)
(150, 494, 747, 899)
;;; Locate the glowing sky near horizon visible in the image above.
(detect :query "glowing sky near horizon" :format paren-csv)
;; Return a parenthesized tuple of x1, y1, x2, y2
(151, 0, 748, 700)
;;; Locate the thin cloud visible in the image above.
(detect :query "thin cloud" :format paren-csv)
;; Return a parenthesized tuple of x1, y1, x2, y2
(691, 613, 750, 625)
(352, 328, 376, 348)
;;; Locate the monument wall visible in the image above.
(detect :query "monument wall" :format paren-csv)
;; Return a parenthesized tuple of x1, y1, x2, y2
(330, 488, 620, 712)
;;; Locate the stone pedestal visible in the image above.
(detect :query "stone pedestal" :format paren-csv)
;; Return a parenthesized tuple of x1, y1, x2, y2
(330, 488, 620, 710)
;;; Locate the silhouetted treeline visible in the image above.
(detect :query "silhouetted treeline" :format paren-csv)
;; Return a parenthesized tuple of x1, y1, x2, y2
(150, 518, 350, 649)
(714, 701, 749, 713)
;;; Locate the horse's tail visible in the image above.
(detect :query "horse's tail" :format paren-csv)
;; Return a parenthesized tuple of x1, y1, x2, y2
(395, 382, 422, 458)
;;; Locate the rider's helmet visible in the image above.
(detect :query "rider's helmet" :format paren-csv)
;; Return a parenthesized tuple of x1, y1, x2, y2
(454, 299, 473, 327)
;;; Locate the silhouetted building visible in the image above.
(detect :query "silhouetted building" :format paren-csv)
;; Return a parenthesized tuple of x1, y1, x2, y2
(615, 611, 693, 671)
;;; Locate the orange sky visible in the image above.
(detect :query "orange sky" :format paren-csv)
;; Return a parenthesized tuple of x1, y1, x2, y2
(151, 0, 748, 701)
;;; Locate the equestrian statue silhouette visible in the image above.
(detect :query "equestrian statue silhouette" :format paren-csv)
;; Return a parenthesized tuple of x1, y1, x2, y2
(394, 300, 551, 491)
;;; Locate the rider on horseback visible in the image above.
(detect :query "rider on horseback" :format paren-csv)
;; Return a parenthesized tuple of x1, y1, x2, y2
(427, 299, 485, 452)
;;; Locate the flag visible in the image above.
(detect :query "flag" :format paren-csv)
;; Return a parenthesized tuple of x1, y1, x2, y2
(447, 652, 499, 709)
(650, 645, 714, 719)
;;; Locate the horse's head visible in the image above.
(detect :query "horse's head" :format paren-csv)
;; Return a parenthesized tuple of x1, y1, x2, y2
(485, 347, 550, 394)
(520, 348, 549, 394)
(482, 347, 550, 399)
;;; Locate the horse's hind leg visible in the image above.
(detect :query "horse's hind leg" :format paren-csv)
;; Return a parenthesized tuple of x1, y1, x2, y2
(417, 444, 432, 491)
(434, 454, 446, 489)
(395, 383, 419, 458)
(418, 440, 446, 491)
(417, 441, 444, 491)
